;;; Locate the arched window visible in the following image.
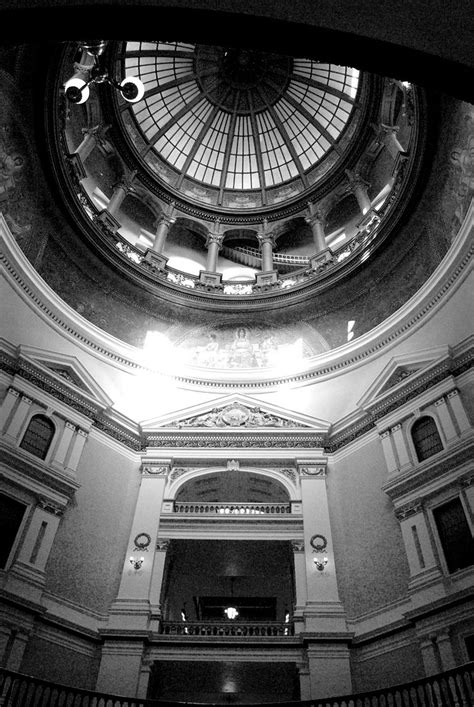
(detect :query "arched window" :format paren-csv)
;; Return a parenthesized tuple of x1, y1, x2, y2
(19, 414, 55, 460)
(411, 416, 443, 462)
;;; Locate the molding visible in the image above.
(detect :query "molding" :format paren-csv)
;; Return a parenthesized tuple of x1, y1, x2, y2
(1, 201, 472, 391)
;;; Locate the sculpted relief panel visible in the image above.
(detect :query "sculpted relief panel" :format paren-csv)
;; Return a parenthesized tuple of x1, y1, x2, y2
(173, 323, 330, 370)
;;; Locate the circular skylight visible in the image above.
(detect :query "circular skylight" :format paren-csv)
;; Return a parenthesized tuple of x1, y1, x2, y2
(119, 42, 360, 207)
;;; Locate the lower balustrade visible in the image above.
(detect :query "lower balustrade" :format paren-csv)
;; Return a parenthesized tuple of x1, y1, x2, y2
(0, 663, 472, 706)
(160, 620, 294, 637)
(173, 502, 292, 515)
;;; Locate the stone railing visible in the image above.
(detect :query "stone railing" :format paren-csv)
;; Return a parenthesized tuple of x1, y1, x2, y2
(160, 620, 294, 637)
(73, 182, 385, 297)
(172, 501, 292, 515)
(0, 663, 472, 706)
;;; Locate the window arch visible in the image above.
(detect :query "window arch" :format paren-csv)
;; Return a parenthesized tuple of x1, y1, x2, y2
(19, 414, 55, 460)
(411, 415, 443, 462)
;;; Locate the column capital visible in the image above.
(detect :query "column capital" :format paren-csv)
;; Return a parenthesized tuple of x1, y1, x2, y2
(38, 497, 65, 516)
(345, 169, 369, 188)
(305, 202, 326, 225)
(206, 232, 224, 249)
(114, 169, 138, 194)
(380, 123, 400, 135)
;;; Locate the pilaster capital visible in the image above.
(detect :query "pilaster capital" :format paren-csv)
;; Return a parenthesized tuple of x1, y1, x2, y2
(77, 428, 88, 438)
(65, 421, 76, 431)
(434, 397, 446, 407)
(21, 395, 33, 406)
(291, 540, 305, 553)
(380, 123, 400, 135)
(206, 232, 224, 249)
(7, 387, 20, 398)
(38, 497, 64, 516)
(447, 389, 459, 400)
(298, 463, 327, 477)
(379, 429, 391, 439)
(156, 539, 170, 552)
(391, 423, 403, 432)
(141, 462, 170, 476)
(345, 169, 370, 191)
(394, 499, 424, 520)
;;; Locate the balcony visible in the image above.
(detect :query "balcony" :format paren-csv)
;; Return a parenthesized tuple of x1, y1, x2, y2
(171, 501, 293, 515)
(1, 663, 472, 706)
(160, 620, 294, 637)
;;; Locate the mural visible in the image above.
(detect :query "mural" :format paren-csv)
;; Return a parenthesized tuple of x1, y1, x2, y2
(174, 324, 329, 369)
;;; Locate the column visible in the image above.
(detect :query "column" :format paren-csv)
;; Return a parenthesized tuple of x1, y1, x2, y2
(149, 539, 169, 631)
(420, 636, 440, 676)
(6, 501, 64, 604)
(108, 461, 170, 630)
(258, 228, 275, 272)
(107, 170, 137, 216)
(306, 203, 328, 253)
(437, 630, 455, 670)
(298, 462, 346, 631)
(391, 423, 412, 468)
(291, 540, 307, 633)
(205, 230, 224, 273)
(380, 124, 406, 158)
(151, 204, 176, 254)
(0, 387, 20, 433)
(434, 396, 457, 442)
(395, 501, 443, 592)
(97, 463, 169, 696)
(447, 389, 471, 434)
(4, 394, 32, 442)
(52, 421, 75, 467)
(346, 170, 371, 214)
(379, 429, 398, 475)
(74, 123, 110, 162)
(66, 428, 88, 472)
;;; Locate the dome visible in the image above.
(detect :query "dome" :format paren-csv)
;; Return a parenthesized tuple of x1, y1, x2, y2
(120, 41, 360, 207)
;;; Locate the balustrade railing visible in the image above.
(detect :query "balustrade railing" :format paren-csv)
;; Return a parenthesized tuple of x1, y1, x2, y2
(69, 180, 386, 298)
(160, 620, 294, 637)
(173, 501, 292, 515)
(0, 663, 472, 706)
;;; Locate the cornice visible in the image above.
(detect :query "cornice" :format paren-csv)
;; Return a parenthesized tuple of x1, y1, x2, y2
(1, 202, 472, 392)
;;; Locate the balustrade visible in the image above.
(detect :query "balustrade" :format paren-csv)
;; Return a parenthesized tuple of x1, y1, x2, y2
(173, 501, 292, 515)
(160, 621, 294, 637)
(0, 663, 472, 707)
(61, 180, 393, 298)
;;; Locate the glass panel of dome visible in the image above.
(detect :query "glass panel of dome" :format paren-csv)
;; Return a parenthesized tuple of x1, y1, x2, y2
(187, 111, 230, 186)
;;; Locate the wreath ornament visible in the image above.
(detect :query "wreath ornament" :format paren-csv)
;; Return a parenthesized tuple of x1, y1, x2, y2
(310, 534, 327, 553)
(134, 532, 151, 551)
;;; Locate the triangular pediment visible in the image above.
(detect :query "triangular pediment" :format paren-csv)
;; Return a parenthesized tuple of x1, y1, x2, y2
(357, 345, 450, 411)
(17, 345, 114, 408)
(140, 393, 330, 431)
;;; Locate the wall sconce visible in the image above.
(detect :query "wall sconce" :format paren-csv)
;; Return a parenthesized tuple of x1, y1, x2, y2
(64, 40, 145, 104)
(129, 556, 144, 570)
(313, 557, 328, 571)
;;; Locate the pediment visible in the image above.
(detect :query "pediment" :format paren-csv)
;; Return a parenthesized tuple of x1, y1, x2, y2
(140, 394, 330, 431)
(17, 345, 114, 407)
(357, 345, 450, 411)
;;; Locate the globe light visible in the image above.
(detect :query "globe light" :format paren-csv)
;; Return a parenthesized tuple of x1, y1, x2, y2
(64, 77, 90, 104)
(119, 76, 145, 103)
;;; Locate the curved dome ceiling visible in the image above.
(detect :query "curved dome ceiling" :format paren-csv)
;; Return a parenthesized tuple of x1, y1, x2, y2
(117, 42, 361, 208)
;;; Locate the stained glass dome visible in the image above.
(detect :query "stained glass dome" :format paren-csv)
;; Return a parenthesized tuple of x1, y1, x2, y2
(117, 42, 361, 208)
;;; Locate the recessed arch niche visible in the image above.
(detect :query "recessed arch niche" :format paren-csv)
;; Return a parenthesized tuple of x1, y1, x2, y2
(175, 469, 290, 503)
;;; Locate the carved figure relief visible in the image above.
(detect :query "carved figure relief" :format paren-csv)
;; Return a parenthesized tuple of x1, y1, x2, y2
(168, 402, 307, 428)
(174, 323, 328, 369)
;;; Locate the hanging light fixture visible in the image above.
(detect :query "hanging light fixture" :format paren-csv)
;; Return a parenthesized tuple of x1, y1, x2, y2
(64, 40, 145, 104)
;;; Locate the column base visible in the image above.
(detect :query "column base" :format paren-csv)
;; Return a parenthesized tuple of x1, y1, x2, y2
(195, 270, 223, 290)
(97, 210, 121, 234)
(144, 249, 169, 272)
(68, 153, 87, 181)
(309, 249, 333, 272)
(254, 270, 279, 290)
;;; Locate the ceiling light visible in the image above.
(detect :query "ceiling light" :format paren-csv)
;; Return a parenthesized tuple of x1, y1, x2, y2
(64, 40, 144, 104)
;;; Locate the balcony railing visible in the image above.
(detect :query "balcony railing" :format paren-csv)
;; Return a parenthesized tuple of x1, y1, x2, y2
(0, 663, 472, 706)
(160, 620, 294, 637)
(172, 502, 292, 515)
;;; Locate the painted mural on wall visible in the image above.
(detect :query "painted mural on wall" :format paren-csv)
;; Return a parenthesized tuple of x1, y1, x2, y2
(174, 323, 330, 369)
(449, 105, 474, 238)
